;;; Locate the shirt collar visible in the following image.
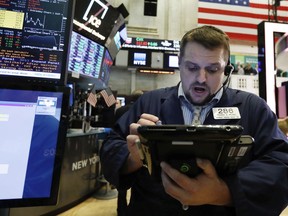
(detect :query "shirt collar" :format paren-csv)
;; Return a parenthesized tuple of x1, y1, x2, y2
(178, 82, 222, 107)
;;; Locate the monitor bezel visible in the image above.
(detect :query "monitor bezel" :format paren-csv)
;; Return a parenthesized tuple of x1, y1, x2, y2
(0, 83, 70, 208)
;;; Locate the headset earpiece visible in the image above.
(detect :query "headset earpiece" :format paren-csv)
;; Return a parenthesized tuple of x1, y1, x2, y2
(222, 59, 234, 87)
(224, 65, 234, 76)
(224, 58, 234, 76)
(211, 58, 233, 97)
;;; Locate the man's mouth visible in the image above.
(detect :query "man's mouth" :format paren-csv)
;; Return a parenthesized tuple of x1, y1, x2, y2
(194, 86, 206, 93)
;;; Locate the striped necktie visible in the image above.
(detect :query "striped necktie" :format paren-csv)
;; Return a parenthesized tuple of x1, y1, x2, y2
(192, 106, 202, 125)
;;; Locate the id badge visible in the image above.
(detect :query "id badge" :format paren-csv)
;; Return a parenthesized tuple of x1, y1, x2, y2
(212, 107, 241, 119)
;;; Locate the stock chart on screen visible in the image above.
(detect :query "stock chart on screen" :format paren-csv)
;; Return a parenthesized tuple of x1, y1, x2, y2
(0, 0, 73, 85)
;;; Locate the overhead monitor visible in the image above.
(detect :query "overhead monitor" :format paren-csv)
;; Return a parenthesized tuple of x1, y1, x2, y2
(0, 0, 74, 86)
(163, 53, 179, 69)
(68, 31, 105, 79)
(122, 37, 180, 52)
(105, 16, 127, 60)
(99, 49, 113, 87)
(128, 50, 151, 67)
(0, 84, 70, 207)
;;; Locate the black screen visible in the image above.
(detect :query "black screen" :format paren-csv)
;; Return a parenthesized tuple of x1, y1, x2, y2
(0, 84, 70, 207)
(0, 0, 74, 86)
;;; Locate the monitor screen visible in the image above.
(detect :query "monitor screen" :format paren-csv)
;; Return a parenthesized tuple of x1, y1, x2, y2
(99, 49, 113, 87)
(117, 96, 126, 106)
(163, 53, 179, 69)
(0, 0, 74, 86)
(105, 17, 127, 60)
(68, 31, 105, 79)
(67, 83, 75, 107)
(0, 84, 70, 207)
(128, 50, 151, 67)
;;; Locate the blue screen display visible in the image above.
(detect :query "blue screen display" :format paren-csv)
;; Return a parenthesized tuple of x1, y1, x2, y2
(0, 88, 65, 201)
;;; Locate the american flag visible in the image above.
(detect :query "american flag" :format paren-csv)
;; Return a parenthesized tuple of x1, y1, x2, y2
(99, 88, 116, 107)
(87, 92, 98, 107)
(198, 0, 288, 42)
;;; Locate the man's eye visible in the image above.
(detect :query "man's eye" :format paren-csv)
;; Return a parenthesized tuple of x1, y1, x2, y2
(206, 67, 219, 74)
(186, 65, 199, 72)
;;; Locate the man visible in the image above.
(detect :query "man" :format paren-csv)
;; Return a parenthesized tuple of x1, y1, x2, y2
(114, 89, 143, 216)
(100, 25, 288, 216)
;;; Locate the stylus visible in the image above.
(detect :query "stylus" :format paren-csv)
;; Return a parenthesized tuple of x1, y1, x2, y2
(135, 139, 144, 160)
(182, 205, 189, 211)
(156, 120, 162, 125)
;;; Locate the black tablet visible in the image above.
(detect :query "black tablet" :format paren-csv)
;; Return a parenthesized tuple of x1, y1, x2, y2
(137, 125, 253, 181)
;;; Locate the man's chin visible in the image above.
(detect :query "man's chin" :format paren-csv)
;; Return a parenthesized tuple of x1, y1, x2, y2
(191, 95, 212, 106)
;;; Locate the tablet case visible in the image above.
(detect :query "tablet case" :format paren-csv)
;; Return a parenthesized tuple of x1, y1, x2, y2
(137, 125, 253, 181)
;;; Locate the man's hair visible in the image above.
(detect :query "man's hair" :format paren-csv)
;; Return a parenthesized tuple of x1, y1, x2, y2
(130, 89, 143, 102)
(179, 25, 230, 62)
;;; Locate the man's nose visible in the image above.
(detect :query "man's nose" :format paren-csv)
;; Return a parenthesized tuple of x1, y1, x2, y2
(197, 68, 207, 83)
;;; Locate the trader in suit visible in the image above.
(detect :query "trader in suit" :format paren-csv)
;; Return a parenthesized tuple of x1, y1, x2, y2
(100, 25, 288, 216)
(114, 89, 143, 216)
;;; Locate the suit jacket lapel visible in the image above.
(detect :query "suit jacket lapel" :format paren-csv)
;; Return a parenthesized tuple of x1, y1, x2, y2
(159, 88, 184, 125)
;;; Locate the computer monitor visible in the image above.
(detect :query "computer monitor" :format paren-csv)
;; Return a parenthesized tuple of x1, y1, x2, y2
(98, 49, 113, 87)
(105, 17, 127, 60)
(0, 0, 74, 86)
(163, 53, 179, 69)
(0, 84, 70, 207)
(128, 50, 151, 67)
(68, 31, 105, 79)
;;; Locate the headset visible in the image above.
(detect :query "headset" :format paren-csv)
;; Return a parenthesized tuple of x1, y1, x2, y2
(210, 58, 234, 99)
(223, 59, 234, 86)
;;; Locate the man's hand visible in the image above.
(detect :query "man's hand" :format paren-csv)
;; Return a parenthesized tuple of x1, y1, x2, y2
(121, 113, 160, 174)
(160, 158, 232, 206)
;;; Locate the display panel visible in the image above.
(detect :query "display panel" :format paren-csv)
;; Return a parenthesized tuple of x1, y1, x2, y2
(67, 83, 75, 107)
(128, 50, 151, 67)
(0, 84, 70, 207)
(276, 33, 288, 72)
(105, 18, 127, 60)
(117, 96, 126, 106)
(0, 0, 74, 86)
(68, 31, 105, 79)
(122, 37, 180, 52)
(99, 49, 113, 87)
(163, 53, 179, 69)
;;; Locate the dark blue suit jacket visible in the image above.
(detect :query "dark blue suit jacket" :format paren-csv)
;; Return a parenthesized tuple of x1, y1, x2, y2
(100, 86, 288, 216)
